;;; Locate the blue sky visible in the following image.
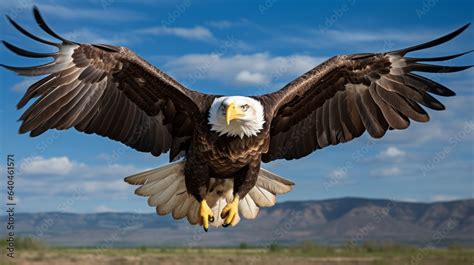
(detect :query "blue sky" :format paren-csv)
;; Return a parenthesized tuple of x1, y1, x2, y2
(0, 0, 472, 213)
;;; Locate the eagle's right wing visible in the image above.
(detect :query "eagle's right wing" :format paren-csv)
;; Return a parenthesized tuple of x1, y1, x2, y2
(2, 7, 213, 161)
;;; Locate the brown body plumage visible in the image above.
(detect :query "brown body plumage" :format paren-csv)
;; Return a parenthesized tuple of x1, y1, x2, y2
(186, 117, 270, 201)
(2, 7, 471, 230)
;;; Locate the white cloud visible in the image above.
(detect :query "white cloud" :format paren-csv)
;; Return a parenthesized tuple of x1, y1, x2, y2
(398, 197, 420, 203)
(430, 195, 461, 202)
(10, 79, 37, 93)
(329, 169, 347, 178)
(82, 179, 129, 193)
(164, 52, 324, 88)
(63, 29, 129, 45)
(205, 19, 248, 29)
(235, 70, 269, 85)
(36, 4, 142, 21)
(94, 205, 118, 212)
(322, 29, 434, 43)
(378, 146, 406, 160)
(206, 20, 235, 29)
(370, 166, 401, 177)
(321, 169, 349, 188)
(20, 156, 141, 178)
(282, 27, 445, 50)
(92, 164, 141, 177)
(138, 26, 214, 41)
(17, 176, 131, 198)
(96, 153, 113, 160)
(17, 156, 143, 199)
(20, 156, 76, 176)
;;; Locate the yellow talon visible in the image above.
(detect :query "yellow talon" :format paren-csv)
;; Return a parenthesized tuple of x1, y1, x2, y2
(221, 194, 240, 227)
(199, 199, 214, 232)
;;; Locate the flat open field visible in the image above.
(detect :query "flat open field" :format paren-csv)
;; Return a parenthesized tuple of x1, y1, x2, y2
(1, 247, 472, 265)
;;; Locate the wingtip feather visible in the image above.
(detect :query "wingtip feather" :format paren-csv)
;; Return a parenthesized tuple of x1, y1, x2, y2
(0, 64, 19, 74)
(32, 6, 74, 44)
(5, 12, 60, 47)
(5, 14, 15, 25)
(392, 23, 471, 55)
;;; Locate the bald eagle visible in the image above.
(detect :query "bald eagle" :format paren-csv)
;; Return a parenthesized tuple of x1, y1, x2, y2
(2, 7, 471, 231)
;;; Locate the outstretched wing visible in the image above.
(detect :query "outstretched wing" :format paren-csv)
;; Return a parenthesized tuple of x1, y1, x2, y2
(261, 24, 471, 162)
(2, 7, 213, 161)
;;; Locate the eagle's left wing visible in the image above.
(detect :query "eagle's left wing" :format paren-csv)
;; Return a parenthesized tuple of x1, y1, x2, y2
(260, 24, 471, 162)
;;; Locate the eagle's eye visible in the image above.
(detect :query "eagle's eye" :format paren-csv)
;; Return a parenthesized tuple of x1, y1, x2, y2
(240, 104, 249, 111)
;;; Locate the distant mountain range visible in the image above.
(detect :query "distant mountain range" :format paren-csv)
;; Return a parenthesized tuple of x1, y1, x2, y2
(3, 197, 473, 247)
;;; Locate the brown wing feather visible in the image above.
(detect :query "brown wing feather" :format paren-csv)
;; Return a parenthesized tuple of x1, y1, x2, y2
(2, 7, 214, 161)
(261, 24, 471, 162)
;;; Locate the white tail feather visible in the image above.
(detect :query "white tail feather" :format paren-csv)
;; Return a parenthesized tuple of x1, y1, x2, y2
(239, 195, 259, 219)
(187, 200, 200, 225)
(147, 178, 180, 207)
(257, 168, 294, 194)
(172, 195, 193, 219)
(135, 173, 177, 196)
(249, 186, 276, 207)
(124, 161, 294, 228)
(125, 161, 185, 184)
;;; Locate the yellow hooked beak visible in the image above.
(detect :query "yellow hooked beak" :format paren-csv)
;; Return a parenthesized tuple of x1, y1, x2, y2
(226, 102, 245, 125)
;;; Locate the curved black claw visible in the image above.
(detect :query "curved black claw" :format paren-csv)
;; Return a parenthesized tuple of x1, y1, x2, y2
(209, 216, 215, 223)
(222, 223, 230, 228)
(203, 226, 208, 232)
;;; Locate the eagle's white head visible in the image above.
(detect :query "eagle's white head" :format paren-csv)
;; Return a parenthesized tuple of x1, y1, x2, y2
(208, 96, 265, 138)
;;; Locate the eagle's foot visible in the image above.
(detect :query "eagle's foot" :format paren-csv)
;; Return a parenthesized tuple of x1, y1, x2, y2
(199, 199, 214, 232)
(221, 194, 240, 227)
